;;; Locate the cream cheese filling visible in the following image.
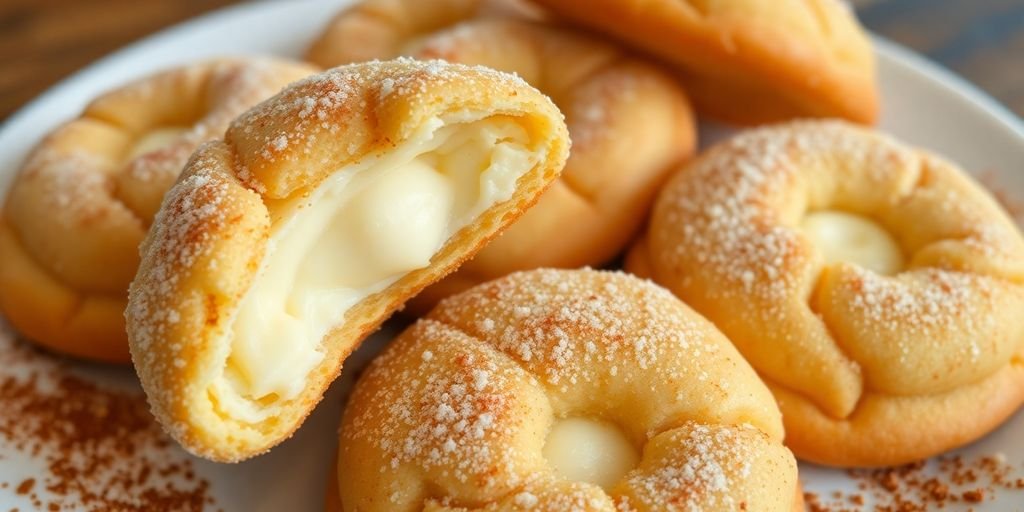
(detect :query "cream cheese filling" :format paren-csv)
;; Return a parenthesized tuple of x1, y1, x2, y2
(219, 116, 536, 422)
(127, 126, 189, 159)
(543, 417, 639, 490)
(801, 210, 904, 275)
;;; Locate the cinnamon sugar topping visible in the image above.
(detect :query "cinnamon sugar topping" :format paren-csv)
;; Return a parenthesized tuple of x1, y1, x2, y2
(341, 269, 793, 510)
(650, 120, 1024, 416)
(237, 57, 533, 169)
(657, 121, 913, 308)
(804, 453, 1024, 511)
(0, 323, 216, 511)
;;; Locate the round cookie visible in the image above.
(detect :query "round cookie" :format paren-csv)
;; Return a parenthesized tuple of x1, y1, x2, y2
(629, 120, 1024, 467)
(333, 268, 800, 511)
(0, 57, 316, 363)
(309, 1, 696, 309)
(127, 59, 570, 462)
(531, 0, 879, 125)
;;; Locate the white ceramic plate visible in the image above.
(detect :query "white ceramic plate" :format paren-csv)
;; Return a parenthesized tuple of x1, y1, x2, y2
(1, 1, 1023, 510)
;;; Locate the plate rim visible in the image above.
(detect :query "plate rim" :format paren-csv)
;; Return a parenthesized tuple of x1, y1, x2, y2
(871, 35, 1024, 139)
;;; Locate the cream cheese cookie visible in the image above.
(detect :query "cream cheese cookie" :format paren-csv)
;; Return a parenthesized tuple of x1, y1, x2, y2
(629, 120, 1024, 467)
(309, 1, 696, 309)
(332, 269, 800, 511)
(126, 59, 570, 462)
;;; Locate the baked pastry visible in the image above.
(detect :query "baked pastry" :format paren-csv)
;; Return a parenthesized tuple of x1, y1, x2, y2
(628, 120, 1024, 467)
(126, 59, 570, 462)
(305, 0, 543, 68)
(0, 57, 316, 363)
(310, 5, 696, 309)
(531, 0, 879, 125)
(415, 20, 695, 309)
(332, 269, 800, 511)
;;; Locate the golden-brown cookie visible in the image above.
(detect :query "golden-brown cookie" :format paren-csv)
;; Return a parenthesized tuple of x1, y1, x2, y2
(309, 3, 696, 309)
(0, 57, 316, 363)
(126, 59, 570, 462)
(333, 268, 800, 511)
(629, 120, 1024, 467)
(532, 0, 879, 125)
(305, 0, 543, 68)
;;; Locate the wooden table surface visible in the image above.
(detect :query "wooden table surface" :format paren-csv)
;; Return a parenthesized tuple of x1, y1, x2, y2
(1, 0, 1023, 120)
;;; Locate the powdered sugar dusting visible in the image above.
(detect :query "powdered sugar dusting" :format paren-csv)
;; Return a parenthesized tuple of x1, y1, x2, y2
(514, 491, 539, 508)
(233, 57, 532, 175)
(339, 269, 791, 509)
(344, 319, 534, 497)
(617, 424, 761, 512)
(845, 268, 994, 355)
(435, 269, 729, 404)
(647, 119, 1024, 415)
(125, 145, 244, 437)
(816, 264, 1023, 394)
(3, 57, 311, 317)
(16, 148, 137, 227)
(116, 58, 312, 217)
(654, 121, 911, 310)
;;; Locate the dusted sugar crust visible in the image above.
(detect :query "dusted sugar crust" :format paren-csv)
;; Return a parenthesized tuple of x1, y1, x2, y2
(0, 57, 316, 363)
(629, 120, 1024, 467)
(308, 0, 697, 309)
(335, 269, 800, 511)
(126, 59, 570, 462)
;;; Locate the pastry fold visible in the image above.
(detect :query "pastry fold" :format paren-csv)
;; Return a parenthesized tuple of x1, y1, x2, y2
(629, 120, 1024, 466)
(126, 59, 570, 462)
(334, 269, 799, 511)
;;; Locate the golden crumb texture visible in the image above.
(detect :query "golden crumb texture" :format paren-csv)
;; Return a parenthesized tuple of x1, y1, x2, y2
(630, 120, 1024, 466)
(126, 59, 570, 462)
(309, 0, 697, 309)
(334, 268, 799, 511)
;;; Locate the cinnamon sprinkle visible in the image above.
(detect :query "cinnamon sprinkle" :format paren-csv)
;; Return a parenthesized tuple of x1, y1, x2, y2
(15, 479, 34, 495)
(0, 323, 217, 511)
(803, 453, 1024, 510)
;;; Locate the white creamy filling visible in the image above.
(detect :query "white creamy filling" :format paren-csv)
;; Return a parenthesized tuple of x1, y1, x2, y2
(126, 126, 188, 159)
(220, 116, 535, 421)
(543, 417, 639, 490)
(801, 210, 904, 275)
